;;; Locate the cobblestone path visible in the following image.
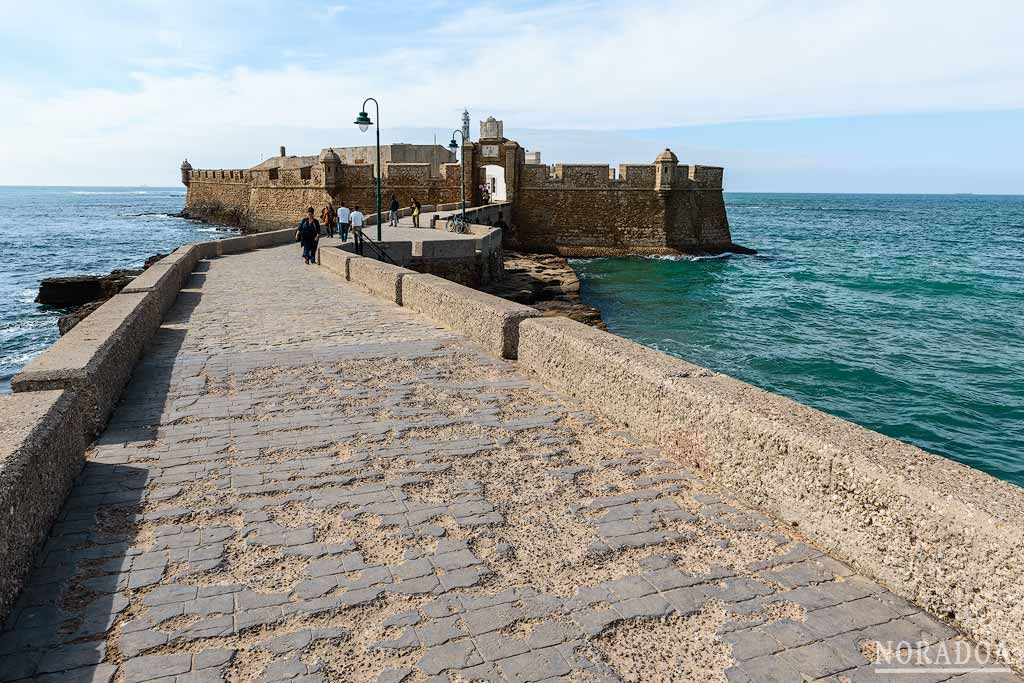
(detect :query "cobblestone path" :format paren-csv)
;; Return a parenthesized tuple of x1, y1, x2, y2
(1, 247, 1014, 682)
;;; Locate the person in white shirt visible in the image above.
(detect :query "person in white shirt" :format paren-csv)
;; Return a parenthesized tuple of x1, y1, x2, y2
(350, 206, 365, 232)
(337, 201, 351, 242)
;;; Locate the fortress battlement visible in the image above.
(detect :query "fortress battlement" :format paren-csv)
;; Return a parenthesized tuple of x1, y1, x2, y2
(182, 119, 742, 255)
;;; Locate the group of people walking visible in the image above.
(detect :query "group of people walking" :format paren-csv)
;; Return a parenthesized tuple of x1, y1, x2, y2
(296, 195, 422, 265)
(295, 200, 365, 265)
(387, 194, 423, 228)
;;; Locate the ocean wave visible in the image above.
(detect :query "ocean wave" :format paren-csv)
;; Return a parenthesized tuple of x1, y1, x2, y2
(645, 252, 736, 262)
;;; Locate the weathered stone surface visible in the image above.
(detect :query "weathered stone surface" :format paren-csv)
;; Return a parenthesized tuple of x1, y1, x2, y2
(347, 255, 414, 305)
(517, 314, 1024, 669)
(12, 291, 165, 436)
(0, 390, 84, 624)
(402, 273, 539, 359)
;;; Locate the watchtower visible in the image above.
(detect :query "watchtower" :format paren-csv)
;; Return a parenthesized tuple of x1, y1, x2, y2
(180, 159, 192, 187)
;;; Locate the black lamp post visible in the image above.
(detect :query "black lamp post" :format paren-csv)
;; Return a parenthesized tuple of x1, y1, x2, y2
(354, 98, 382, 241)
(448, 130, 467, 229)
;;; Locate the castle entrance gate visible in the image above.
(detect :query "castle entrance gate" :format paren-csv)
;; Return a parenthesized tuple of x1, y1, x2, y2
(467, 116, 523, 207)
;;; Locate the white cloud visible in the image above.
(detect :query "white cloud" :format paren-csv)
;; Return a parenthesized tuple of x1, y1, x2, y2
(2, 0, 1024, 185)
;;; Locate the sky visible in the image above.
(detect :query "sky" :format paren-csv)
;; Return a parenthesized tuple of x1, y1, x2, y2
(1, 0, 1023, 193)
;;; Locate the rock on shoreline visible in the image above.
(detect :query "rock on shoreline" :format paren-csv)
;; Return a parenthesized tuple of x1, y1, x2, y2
(484, 251, 605, 329)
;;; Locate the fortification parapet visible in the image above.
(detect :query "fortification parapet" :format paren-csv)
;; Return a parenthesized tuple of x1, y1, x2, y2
(688, 165, 724, 188)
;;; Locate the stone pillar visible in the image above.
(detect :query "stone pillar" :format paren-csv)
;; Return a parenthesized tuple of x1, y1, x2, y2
(504, 143, 521, 205)
(462, 143, 477, 206)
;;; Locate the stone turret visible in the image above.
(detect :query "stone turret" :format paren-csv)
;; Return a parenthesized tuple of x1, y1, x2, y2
(654, 148, 678, 194)
(319, 148, 341, 186)
(180, 159, 192, 186)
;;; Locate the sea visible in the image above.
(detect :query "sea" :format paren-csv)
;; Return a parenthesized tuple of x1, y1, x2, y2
(0, 186, 233, 393)
(573, 193, 1024, 487)
(1, 187, 1021, 487)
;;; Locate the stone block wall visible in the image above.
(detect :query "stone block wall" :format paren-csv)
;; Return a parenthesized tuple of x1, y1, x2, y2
(510, 162, 733, 255)
(184, 171, 252, 226)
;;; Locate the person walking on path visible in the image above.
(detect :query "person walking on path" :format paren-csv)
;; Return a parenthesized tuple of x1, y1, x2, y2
(296, 207, 321, 265)
(351, 206, 365, 235)
(321, 202, 337, 238)
(388, 194, 400, 227)
(337, 200, 351, 242)
(350, 205, 366, 254)
(411, 198, 421, 228)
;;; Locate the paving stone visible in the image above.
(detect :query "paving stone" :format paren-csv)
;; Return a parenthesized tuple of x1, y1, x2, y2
(499, 647, 572, 683)
(416, 615, 466, 647)
(377, 668, 414, 683)
(416, 639, 482, 676)
(473, 632, 531, 662)
(123, 653, 192, 683)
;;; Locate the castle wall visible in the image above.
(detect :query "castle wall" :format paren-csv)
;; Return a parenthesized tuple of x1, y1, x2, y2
(185, 162, 466, 232)
(509, 162, 732, 256)
(184, 170, 252, 227)
(513, 180, 670, 255)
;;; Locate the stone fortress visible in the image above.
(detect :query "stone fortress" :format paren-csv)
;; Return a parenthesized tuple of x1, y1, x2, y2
(181, 115, 744, 256)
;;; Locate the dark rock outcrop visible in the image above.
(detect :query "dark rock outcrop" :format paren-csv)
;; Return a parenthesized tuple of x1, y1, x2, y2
(484, 251, 605, 329)
(36, 271, 139, 307)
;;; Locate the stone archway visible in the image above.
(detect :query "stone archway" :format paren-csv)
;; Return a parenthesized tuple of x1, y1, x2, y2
(467, 116, 523, 207)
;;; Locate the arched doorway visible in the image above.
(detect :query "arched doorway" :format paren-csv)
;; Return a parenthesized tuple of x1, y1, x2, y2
(482, 164, 507, 202)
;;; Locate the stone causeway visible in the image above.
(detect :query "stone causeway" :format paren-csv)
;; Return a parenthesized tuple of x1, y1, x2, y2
(1, 246, 1016, 682)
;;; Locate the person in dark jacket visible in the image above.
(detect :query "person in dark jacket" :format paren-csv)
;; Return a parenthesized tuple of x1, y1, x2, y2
(296, 207, 321, 264)
(388, 193, 400, 227)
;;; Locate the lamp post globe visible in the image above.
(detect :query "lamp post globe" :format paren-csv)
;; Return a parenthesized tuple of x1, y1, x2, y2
(353, 111, 372, 132)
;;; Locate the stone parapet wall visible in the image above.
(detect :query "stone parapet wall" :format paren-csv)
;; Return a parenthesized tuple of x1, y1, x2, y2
(402, 273, 539, 359)
(0, 232, 301, 627)
(12, 290, 166, 437)
(0, 390, 85, 623)
(346, 257, 412, 305)
(514, 316, 1024, 669)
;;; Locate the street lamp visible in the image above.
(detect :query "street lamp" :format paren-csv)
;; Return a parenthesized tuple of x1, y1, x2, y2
(354, 98, 382, 241)
(448, 130, 467, 229)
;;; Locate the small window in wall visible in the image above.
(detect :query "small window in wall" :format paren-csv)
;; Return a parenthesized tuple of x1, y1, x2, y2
(269, 168, 279, 181)
(300, 166, 312, 180)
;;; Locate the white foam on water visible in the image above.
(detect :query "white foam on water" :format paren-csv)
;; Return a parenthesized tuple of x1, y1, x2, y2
(645, 252, 736, 262)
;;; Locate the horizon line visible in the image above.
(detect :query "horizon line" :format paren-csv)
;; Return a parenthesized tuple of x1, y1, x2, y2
(1, 184, 1021, 198)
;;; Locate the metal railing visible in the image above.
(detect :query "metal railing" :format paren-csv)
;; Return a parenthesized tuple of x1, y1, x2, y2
(352, 229, 397, 265)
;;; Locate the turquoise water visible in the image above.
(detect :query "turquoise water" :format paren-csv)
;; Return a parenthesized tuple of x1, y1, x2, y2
(0, 186, 232, 392)
(573, 193, 1024, 487)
